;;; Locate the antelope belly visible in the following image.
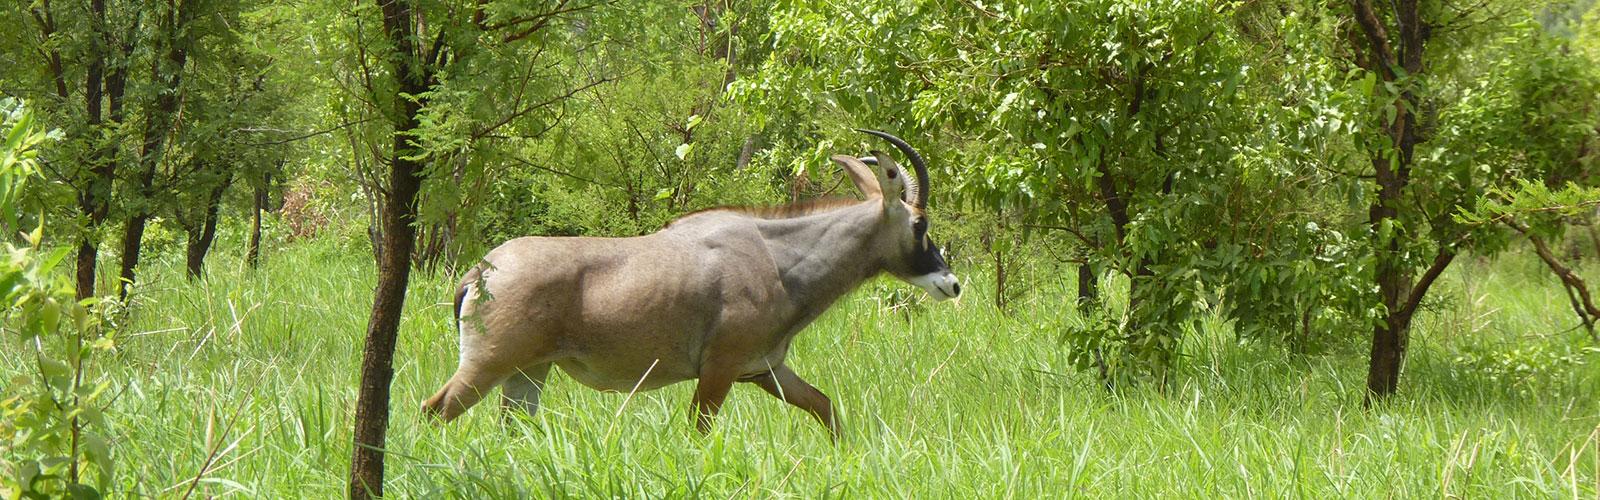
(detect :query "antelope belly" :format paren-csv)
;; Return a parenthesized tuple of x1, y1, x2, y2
(554, 356, 693, 392)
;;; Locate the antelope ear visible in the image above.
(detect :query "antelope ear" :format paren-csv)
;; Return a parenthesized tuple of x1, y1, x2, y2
(831, 155, 882, 200)
(869, 150, 907, 210)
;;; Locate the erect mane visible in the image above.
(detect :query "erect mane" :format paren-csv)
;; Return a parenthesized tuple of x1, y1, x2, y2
(666, 197, 864, 227)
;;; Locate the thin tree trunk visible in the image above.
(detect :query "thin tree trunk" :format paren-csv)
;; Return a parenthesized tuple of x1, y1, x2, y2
(994, 244, 1007, 311)
(81, 38, 131, 299)
(185, 173, 233, 279)
(1365, 300, 1408, 397)
(247, 172, 268, 268)
(350, 0, 430, 495)
(735, 135, 760, 170)
(118, 1, 194, 299)
(349, 113, 425, 500)
(75, 0, 107, 300)
(1077, 262, 1097, 307)
(1365, 166, 1410, 397)
(74, 240, 100, 299)
(118, 215, 149, 297)
(29, 1, 70, 100)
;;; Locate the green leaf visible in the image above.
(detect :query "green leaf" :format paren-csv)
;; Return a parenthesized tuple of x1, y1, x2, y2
(38, 356, 70, 390)
(39, 246, 71, 276)
(40, 299, 60, 334)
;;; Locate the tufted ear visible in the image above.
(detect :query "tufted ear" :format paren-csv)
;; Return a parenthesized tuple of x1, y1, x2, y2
(869, 150, 908, 211)
(831, 155, 882, 200)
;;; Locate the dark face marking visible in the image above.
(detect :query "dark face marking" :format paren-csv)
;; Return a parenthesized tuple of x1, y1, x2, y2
(909, 233, 949, 276)
(906, 217, 946, 274)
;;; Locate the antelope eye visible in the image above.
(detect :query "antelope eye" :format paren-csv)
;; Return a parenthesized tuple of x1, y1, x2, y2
(912, 218, 927, 237)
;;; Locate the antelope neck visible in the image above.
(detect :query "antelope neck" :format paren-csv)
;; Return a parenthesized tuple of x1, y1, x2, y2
(756, 201, 886, 309)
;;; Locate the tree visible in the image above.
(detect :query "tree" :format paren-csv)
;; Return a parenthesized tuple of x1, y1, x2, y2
(738, 0, 1364, 384)
(169, 21, 289, 279)
(347, 0, 429, 493)
(2, 0, 139, 299)
(343, 1, 610, 495)
(1341, 0, 1600, 399)
(116, 0, 205, 298)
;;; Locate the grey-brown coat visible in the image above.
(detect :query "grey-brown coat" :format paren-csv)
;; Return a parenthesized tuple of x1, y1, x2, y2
(422, 130, 960, 437)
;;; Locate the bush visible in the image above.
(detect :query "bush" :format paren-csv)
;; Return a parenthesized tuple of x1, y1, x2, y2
(0, 99, 117, 497)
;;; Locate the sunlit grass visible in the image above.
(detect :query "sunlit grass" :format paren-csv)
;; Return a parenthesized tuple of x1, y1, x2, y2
(6, 235, 1598, 497)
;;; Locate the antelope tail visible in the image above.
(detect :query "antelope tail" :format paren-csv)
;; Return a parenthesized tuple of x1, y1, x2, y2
(454, 265, 484, 326)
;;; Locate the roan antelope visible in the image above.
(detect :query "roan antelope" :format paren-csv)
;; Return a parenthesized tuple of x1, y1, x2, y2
(422, 129, 961, 437)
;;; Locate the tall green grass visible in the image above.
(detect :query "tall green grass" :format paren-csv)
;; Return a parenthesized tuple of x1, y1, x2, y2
(5, 235, 1598, 497)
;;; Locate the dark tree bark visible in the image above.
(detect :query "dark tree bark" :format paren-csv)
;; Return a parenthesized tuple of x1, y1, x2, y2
(185, 172, 233, 279)
(350, 0, 430, 496)
(33, 0, 136, 299)
(75, 0, 107, 300)
(28, 1, 69, 101)
(1349, 0, 1451, 401)
(247, 171, 269, 268)
(66, 0, 135, 299)
(118, 1, 195, 299)
(117, 214, 149, 298)
(1077, 263, 1097, 307)
(1081, 67, 1167, 385)
(33, 0, 119, 299)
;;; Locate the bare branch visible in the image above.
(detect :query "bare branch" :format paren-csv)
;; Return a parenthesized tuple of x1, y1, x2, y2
(505, 154, 624, 190)
(1507, 218, 1600, 341)
(1397, 246, 1456, 323)
(1022, 223, 1097, 247)
(469, 76, 613, 141)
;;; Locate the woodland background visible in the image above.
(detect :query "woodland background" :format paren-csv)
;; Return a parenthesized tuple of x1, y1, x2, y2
(3, 0, 1600, 497)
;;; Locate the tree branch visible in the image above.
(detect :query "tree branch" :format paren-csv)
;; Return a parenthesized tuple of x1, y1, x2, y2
(1023, 223, 1097, 247)
(1349, 0, 1397, 79)
(1507, 218, 1600, 341)
(469, 76, 613, 141)
(1397, 246, 1456, 322)
(505, 155, 624, 190)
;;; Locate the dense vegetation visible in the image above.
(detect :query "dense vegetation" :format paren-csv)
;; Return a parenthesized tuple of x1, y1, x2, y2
(2, 0, 1598, 496)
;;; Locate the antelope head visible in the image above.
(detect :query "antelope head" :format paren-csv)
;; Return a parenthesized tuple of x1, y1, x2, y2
(834, 129, 962, 301)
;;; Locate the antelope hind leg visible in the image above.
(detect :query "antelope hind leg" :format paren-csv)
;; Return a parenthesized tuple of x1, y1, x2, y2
(748, 364, 838, 439)
(423, 365, 513, 422)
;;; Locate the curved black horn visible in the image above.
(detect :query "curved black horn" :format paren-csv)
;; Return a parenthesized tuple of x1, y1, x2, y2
(856, 129, 930, 208)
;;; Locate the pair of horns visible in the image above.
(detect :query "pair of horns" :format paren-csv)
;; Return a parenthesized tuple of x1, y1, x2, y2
(855, 129, 930, 209)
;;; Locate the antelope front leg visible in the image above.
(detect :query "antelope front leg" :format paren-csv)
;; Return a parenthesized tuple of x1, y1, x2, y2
(748, 364, 838, 439)
(691, 369, 737, 434)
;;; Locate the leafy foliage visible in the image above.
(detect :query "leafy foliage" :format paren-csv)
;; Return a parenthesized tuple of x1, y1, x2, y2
(0, 99, 115, 498)
(1, 0, 1599, 494)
